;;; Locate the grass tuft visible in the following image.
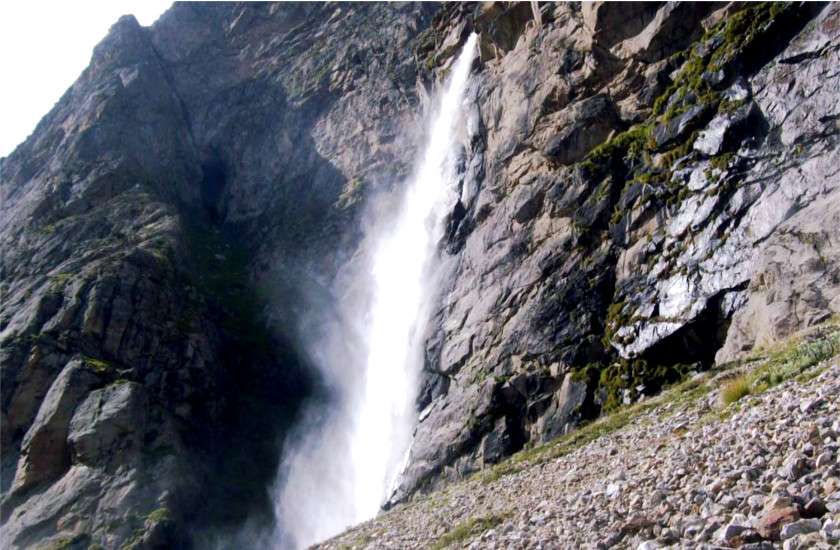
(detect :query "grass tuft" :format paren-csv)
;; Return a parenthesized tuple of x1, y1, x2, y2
(720, 375, 751, 405)
(431, 513, 509, 550)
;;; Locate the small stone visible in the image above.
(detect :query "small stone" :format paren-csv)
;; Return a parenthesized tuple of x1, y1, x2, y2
(780, 454, 809, 481)
(816, 451, 834, 468)
(757, 500, 801, 540)
(748, 494, 767, 509)
(683, 520, 704, 538)
(780, 518, 821, 540)
(800, 398, 824, 414)
(659, 527, 678, 543)
(803, 497, 827, 518)
(715, 519, 750, 543)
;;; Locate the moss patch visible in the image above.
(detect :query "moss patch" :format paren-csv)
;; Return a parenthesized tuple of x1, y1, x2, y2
(480, 321, 840, 485)
(431, 513, 510, 550)
(82, 355, 113, 374)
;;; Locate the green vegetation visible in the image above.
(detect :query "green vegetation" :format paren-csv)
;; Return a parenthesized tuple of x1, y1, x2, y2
(708, 151, 734, 171)
(597, 360, 696, 414)
(747, 328, 840, 394)
(480, 321, 840, 485)
(720, 375, 751, 405)
(37, 535, 90, 550)
(577, 3, 802, 400)
(431, 513, 510, 550)
(336, 177, 365, 209)
(82, 355, 113, 374)
(145, 507, 171, 524)
(578, 1, 797, 229)
(46, 272, 73, 296)
(118, 509, 168, 550)
(603, 300, 628, 345)
(580, 125, 652, 180)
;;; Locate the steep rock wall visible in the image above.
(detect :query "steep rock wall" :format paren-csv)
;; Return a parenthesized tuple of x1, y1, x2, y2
(394, 1, 840, 502)
(0, 3, 436, 548)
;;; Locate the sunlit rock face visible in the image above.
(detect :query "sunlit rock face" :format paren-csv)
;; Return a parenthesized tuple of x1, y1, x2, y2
(396, 0, 840, 501)
(2, 1, 840, 548)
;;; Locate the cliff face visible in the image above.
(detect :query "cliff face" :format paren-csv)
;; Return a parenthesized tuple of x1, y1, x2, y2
(0, 3, 435, 548)
(1, 2, 839, 548)
(392, 0, 840, 503)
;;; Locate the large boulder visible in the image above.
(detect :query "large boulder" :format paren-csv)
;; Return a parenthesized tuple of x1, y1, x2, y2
(68, 381, 147, 467)
(9, 360, 101, 495)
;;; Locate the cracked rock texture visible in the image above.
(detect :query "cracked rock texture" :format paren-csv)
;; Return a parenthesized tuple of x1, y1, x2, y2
(2, 1, 840, 547)
(1, 3, 434, 548)
(394, 0, 840, 503)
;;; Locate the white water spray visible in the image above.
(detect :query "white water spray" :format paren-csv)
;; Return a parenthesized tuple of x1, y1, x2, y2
(274, 34, 478, 548)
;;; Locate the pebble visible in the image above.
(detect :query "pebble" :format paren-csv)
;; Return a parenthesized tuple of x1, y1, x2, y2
(318, 360, 840, 549)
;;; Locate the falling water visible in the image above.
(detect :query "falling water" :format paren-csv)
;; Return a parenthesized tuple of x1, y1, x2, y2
(274, 34, 478, 549)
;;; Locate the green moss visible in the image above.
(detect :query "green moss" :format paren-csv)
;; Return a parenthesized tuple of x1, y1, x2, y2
(146, 507, 171, 524)
(710, 2, 790, 67)
(336, 177, 365, 209)
(83, 355, 113, 374)
(431, 513, 510, 550)
(660, 130, 699, 170)
(603, 300, 629, 346)
(708, 152, 734, 171)
(594, 359, 696, 414)
(38, 223, 57, 235)
(46, 272, 73, 295)
(493, 373, 511, 385)
(581, 125, 652, 179)
(37, 535, 90, 550)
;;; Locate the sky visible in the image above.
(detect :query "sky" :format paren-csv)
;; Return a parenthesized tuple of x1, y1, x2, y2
(0, 1, 173, 158)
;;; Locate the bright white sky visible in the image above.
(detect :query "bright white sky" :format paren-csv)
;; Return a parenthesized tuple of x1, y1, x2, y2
(0, 1, 173, 158)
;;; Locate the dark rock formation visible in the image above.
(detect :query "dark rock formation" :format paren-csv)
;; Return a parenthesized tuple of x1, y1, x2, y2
(2, 1, 839, 547)
(1, 3, 435, 548)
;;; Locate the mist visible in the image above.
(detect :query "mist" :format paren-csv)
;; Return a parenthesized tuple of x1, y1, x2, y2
(271, 34, 479, 549)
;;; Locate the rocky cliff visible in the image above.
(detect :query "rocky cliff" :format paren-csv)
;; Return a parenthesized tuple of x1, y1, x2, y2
(0, 3, 435, 548)
(1, 2, 839, 549)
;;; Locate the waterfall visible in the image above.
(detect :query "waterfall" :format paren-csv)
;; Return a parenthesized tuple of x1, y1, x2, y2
(274, 34, 478, 549)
